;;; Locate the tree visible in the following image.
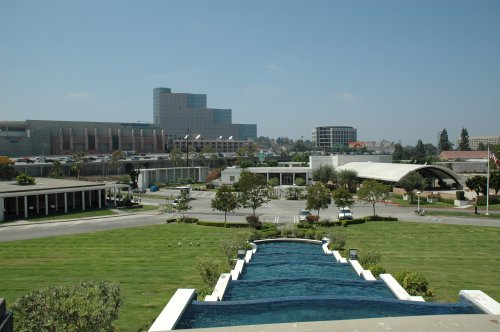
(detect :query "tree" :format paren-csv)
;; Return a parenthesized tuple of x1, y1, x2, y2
(129, 169, 140, 189)
(357, 179, 389, 217)
(176, 195, 191, 216)
(211, 186, 240, 227)
(438, 129, 453, 152)
(414, 139, 426, 164)
(490, 172, 500, 195)
(393, 143, 405, 162)
(0, 164, 18, 180)
(49, 160, 64, 178)
(237, 171, 270, 219)
(477, 142, 487, 151)
(312, 165, 337, 185)
(169, 147, 183, 167)
(465, 175, 488, 196)
(458, 127, 471, 151)
(338, 169, 359, 192)
(397, 172, 428, 203)
(110, 150, 125, 174)
(71, 151, 86, 179)
(306, 183, 331, 216)
(331, 187, 354, 209)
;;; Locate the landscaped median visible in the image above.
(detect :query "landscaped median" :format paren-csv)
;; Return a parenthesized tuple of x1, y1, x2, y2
(0, 221, 499, 331)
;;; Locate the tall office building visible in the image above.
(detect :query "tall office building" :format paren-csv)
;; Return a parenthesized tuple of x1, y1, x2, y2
(153, 88, 257, 140)
(312, 126, 357, 150)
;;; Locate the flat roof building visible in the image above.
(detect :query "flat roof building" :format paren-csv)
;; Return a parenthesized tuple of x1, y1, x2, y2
(312, 126, 357, 151)
(153, 88, 257, 140)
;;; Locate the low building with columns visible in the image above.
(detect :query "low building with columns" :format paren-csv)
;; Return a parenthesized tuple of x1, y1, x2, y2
(0, 178, 128, 222)
(0, 120, 166, 157)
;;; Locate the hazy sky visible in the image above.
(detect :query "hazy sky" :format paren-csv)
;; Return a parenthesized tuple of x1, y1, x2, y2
(1, 0, 499, 146)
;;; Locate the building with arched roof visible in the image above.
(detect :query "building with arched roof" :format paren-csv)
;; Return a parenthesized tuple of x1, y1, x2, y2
(337, 162, 465, 190)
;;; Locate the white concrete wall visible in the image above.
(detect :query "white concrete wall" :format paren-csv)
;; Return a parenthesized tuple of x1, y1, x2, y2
(148, 288, 196, 332)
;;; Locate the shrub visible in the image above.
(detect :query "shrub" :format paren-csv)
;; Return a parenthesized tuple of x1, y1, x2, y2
(297, 221, 315, 229)
(394, 270, 432, 297)
(295, 229, 306, 238)
(197, 221, 249, 228)
(295, 177, 306, 186)
(314, 230, 324, 240)
(305, 229, 316, 239)
(246, 215, 261, 229)
(166, 218, 177, 223)
(358, 250, 381, 268)
(16, 173, 35, 185)
(121, 196, 134, 207)
(368, 265, 386, 278)
(328, 231, 347, 250)
(12, 280, 122, 332)
(178, 217, 198, 224)
(363, 216, 398, 222)
(281, 227, 293, 238)
(306, 215, 319, 222)
(118, 175, 130, 184)
(196, 257, 222, 288)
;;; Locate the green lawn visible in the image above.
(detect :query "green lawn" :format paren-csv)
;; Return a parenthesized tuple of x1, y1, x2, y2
(425, 210, 500, 219)
(1, 222, 499, 331)
(390, 198, 454, 208)
(25, 209, 117, 221)
(324, 221, 500, 303)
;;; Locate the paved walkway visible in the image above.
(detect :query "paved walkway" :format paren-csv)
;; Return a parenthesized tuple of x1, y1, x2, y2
(181, 314, 500, 332)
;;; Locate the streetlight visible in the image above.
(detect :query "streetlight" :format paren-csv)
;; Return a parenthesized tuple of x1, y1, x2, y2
(184, 130, 191, 167)
(416, 191, 421, 214)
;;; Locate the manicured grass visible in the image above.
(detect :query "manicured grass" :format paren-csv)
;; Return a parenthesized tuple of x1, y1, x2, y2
(390, 198, 453, 208)
(0, 224, 241, 331)
(120, 204, 160, 213)
(25, 209, 117, 221)
(322, 221, 500, 302)
(1, 222, 499, 331)
(425, 210, 500, 219)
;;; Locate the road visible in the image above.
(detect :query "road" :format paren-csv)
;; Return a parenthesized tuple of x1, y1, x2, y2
(1, 189, 499, 243)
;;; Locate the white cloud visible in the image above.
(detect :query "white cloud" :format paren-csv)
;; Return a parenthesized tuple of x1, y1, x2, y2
(336, 92, 356, 102)
(66, 92, 91, 99)
(266, 64, 279, 71)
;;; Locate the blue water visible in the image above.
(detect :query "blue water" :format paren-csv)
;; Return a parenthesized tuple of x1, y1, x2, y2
(175, 241, 482, 329)
(224, 277, 395, 300)
(176, 296, 482, 329)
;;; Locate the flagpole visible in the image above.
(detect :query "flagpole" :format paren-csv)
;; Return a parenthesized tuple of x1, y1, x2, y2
(486, 146, 490, 216)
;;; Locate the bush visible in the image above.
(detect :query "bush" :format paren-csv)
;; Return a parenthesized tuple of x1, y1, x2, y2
(394, 270, 432, 297)
(328, 231, 346, 250)
(358, 250, 381, 268)
(12, 280, 122, 332)
(295, 177, 306, 186)
(178, 217, 198, 223)
(314, 230, 324, 240)
(246, 215, 261, 229)
(306, 215, 319, 222)
(166, 218, 177, 223)
(16, 173, 35, 185)
(368, 265, 386, 278)
(281, 226, 293, 238)
(297, 221, 315, 229)
(121, 196, 134, 207)
(197, 221, 249, 228)
(305, 229, 316, 239)
(363, 216, 397, 222)
(196, 257, 222, 288)
(295, 229, 306, 238)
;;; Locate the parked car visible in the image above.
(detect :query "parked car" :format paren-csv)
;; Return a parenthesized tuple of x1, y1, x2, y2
(299, 209, 311, 221)
(132, 188, 147, 193)
(338, 207, 353, 220)
(150, 185, 159, 192)
(172, 199, 180, 207)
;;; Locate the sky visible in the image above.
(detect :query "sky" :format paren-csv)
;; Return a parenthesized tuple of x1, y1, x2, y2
(1, 0, 499, 146)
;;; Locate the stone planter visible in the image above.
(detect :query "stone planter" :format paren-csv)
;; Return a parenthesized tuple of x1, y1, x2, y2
(454, 200, 469, 207)
(427, 197, 438, 203)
